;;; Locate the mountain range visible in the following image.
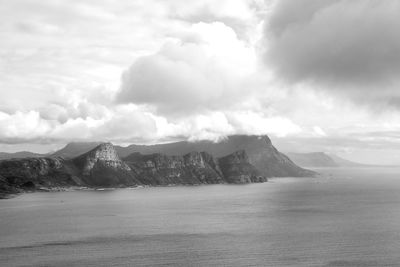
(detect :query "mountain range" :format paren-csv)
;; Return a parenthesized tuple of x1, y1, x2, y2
(286, 152, 367, 168)
(0, 135, 315, 197)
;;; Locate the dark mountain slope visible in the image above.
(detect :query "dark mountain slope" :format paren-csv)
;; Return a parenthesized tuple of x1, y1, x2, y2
(218, 150, 266, 183)
(124, 151, 225, 185)
(117, 135, 314, 177)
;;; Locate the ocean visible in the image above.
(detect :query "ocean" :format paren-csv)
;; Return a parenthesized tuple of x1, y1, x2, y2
(1, 167, 400, 266)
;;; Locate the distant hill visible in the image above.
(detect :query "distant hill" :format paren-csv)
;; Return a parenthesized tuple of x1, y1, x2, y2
(0, 151, 45, 160)
(286, 152, 366, 168)
(50, 142, 101, 159)
(327, 154, 368, 167)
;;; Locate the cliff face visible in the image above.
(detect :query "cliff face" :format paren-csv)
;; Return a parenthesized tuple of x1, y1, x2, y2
(73, 143, 131, 174)
(0, 157, 81, 192)
(72, 143, 137, 186)
(218, 150, 267, 183)
(124, 151, 224, 185)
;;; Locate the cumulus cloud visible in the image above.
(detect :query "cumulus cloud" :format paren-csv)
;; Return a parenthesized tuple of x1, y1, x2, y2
(117, 22, 256, 115)
(263, 0, 400, 105)
(3, 0, 400, 164)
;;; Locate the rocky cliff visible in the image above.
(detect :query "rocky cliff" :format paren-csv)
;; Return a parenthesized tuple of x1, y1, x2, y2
(0, 157, 79, 189)
(72, 143, 138, 186)
(218, 150, 267, 183)
(124, 151, 225, 185)
(0, 143, 268, 197)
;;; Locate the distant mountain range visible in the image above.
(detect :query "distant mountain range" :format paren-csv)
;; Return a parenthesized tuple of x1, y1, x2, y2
(0, 135, 316, 197)
(0, 151, 45, 160)
(286, 152, 367, 168)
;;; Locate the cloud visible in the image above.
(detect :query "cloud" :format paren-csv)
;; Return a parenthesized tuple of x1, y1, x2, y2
(117, 22, 256, 115)
(263, 0, 400, 105)
(3, 0, 400, 164)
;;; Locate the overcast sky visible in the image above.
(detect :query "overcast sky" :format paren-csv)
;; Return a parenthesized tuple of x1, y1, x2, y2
(1, 0, 400, 164)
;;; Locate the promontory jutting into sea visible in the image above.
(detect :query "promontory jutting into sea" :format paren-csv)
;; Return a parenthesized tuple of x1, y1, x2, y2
(0, 135, 314, 195)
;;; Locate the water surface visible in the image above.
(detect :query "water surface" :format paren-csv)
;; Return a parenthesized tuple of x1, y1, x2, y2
(1, 167, 400, 266)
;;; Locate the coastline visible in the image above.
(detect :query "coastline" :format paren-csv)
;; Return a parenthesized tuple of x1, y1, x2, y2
(0, 180, 272, 199)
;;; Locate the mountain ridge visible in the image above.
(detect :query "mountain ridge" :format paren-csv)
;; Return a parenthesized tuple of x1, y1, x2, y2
(1, 135, 313, 177)
(286, 152, 368, 168)
(1, 142, 273, 197)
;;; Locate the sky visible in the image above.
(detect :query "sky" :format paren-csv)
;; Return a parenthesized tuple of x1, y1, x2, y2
(1, 0, 400, 164)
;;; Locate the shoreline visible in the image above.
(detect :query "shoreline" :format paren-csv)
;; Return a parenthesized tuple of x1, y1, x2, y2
(1, 180, 273, 199)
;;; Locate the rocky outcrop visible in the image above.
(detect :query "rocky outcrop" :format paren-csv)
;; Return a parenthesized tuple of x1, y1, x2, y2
(72, 143, 138, 186)
(218, 150, 267, 183)
(73, 143, 130, 174)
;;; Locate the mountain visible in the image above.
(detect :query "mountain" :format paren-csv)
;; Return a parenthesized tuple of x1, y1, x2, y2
(328, 154, 368, 167)
(115, 135, 314, 177)
(0, 151, 45, 160)
(286, 152, 339, 168)
(71, 143, 138, 186)
(0, 143, 268, 197)
(287, 152, 367, 168)
(50, 142, 101, 159)
(45, 135, 314, 178)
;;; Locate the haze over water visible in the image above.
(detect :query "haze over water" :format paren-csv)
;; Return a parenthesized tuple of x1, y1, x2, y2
(1, 167, 400, 266)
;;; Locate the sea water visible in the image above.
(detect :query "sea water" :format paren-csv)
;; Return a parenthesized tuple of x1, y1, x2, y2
(1, 167, 400, 266)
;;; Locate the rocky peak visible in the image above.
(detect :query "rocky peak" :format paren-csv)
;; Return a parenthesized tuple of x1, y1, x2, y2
(73, 143, 130, 175)
(87, 143, 120, 162)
